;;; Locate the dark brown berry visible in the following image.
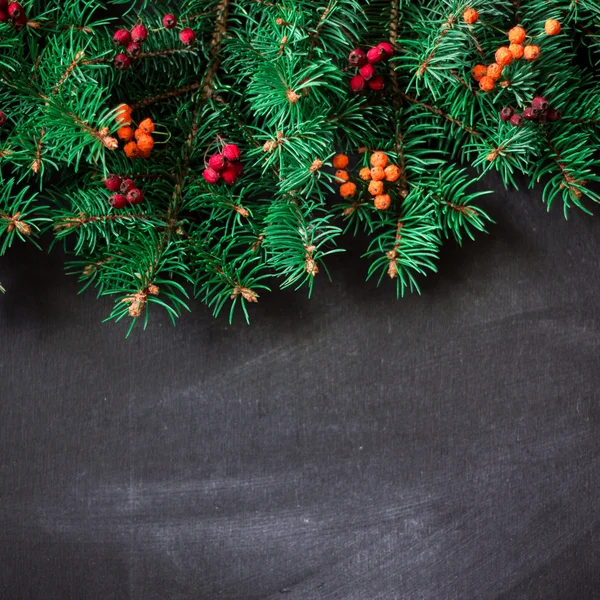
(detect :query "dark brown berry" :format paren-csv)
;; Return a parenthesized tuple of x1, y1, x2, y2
(522, 107, 538, 121)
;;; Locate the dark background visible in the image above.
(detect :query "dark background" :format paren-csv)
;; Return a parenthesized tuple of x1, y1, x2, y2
(0, 174, 599, 600)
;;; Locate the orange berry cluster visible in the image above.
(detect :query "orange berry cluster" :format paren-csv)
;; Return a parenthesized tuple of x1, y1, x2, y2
(334, 151, 400, 211)
(471, 19, 561, 93)
(114, 104, 155, 159)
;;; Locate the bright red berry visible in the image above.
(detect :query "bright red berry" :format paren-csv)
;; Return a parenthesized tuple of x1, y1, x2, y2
(114, 54, 132, 70)
(120, 178, 136, 193)
(531, 96, 549, 112)
(113, 29, 131, 46)
(348, 48, 367, 67)
(179, 28, 196, 45)
(162, 14, 177, 29)
(109, 194, 128, 209)
(7, 2, 22, 18)
(546, 108, 562, 122)
(208, 153, 226, 171)
(222, 143, 241, 162)
(367, 75, 384, 91)
(500, 107, 514, 122)
(131, 24, 148, 43)
(203, 168, 220, 184)
(104, 174, 122, 192)
(510, 113, 524, 127)
(0, 10, 8, 23)
(126, 188, 144, 204)
(126, 42, 142, 57)
(377, 42, 394, 59)
(367, 46, 385, 64)
(221, 166, 238, 186)
(350, 75, 365, 93)
(359, 63, 375, 81)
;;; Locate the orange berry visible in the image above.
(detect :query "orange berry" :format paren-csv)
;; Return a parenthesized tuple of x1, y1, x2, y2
(545, 19, 561, 36)
(471, 64, 487, 82)
(333, 154, 349, 169)
(487, 63, 503, 80)
(374, 194, 391, 210)
(368, 180, 384, 196)
(139, 148, 152, 159)
(384, 164, 401, 182)
(495, 46, 513, 67)
(371, 166, 385, 181)
(117, 126, 134, 141)
(134, 128, 144, 140)
(138, 118, 155, 134)
(136, 133, 154, 154)
(115, 104, 132, 124)
(335, 169, 349, 182)
(123, 141, 140, 158)
(523, 45, 540, 61)
(359, 167, 372, 181)
(340, 182, 357, 198)
(463, 8, 479, 24)
(479, 76, 495, 92)
(370, 151, 388, 168)
(508, 26, 526, 44)
(509, 43, 524, 59)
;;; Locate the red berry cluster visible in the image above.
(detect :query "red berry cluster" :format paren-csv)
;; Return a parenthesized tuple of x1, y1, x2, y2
(104, 174, 145, 208)
(348, 42, 394, 93)
(113, 15, 195, 70)
(0, 1, 27, 31)
(500, 96, 561, 127)
(203, 144, 243, 187)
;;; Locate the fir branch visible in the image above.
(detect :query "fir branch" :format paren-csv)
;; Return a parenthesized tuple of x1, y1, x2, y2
(131, 82, 202, 109)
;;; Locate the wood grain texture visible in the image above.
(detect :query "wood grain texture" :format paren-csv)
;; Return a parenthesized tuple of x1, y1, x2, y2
(0, 172, 599, 600)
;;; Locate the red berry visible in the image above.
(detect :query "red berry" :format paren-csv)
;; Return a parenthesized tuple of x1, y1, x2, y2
(531, 96, 549, 112)
(113, 29, 131, 46)
(208, 153, 226, 171)
(114, 54, 132, 70)
(131, 24, 148, 43)
(500, 107, 514, 122)
(109, 194, 128, 209)
(104, 174, 122, 192)
(546, 108, 562, 122)
(7, 2, 22, 18)
(126, 188, 144, 204)
(359, 63, 375, 81)
(377, 42, 394, 59)
(348, 48, 367, 67)
(222, 143, 241, 162)
(11, 10, 26, 30)
(179, 28, 195, 45)
(231, 161, 244, 177)
(126, 42, 142, 57)
(0, 10, 8, 23)
(120, 178, 136, 193)
(367, 46, 385, 64)
(162, 14, 177, 29)
(350, 75, 365, 93)
(221, 166, 238, 186)
(510, 113, 524, 127)
(203, 168, 220, 184)
(367, 75, 384, 91)
(522, 107, 538, 121)
(0, 111, 6, 127)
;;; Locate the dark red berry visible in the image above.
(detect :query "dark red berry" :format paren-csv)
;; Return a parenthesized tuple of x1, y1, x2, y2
(104, 174, 122, 192)
(231, 161, 244, 177)
(531, 96, 548, 112)
(120, 178, 136, 193)
(367, 46, 385, 64)
(203, 168, 220, 184)
(546, 108, 562, 122)
(114, 54, 132, 70)
(377, 42, 394, 59)
(522, 107, 538, 121)
(0, 10, 8, 23)
(126, 188, 144, 204)
(0, 0, 7, 8)
(162, 14, 177, 29)
(126, 42, 142, 57)
(109, 194, 128, 209)
(350, 75, 365, 93)
(348, 48, 367, 67)
(222, 144, 241, 162)
(367, 75, 385, 91)
(500, 107, 514, 122)
(510, 113, 524, 127)
(359, 63, 375, 81)
(113, 29, 131, 46)
(7, 2, 22, 18)
(11, 11, 26, 30)
(208, 153, 226, 172)
(0, 111, 6, 127)
(179, 28, 195, 45)
(131, 24, 148, 43)
(221, 166, 238, 186)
